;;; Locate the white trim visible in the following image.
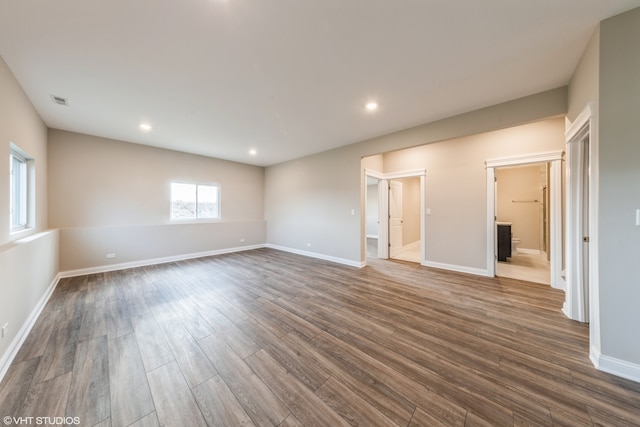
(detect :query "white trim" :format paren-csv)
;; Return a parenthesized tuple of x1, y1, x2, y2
(363, 168, 385, 180)
(486, 167, 496, 278)
(59, 244, 266, 278)
(265, 244, 364, 268)
(0, 273, 61, 384)
(377, 179, 389, 259)
(485, 151, 564, 168)
(549, 158, 564, 290)
(384, 169, 426, 180)
(366, 234, 379, 239)
(566, 102, 595, 140)
(587, 105, 600, 360)
(363, 168, 426, 265)
(590, 348, 640, 384)
(419, 175, 425, 264)
(564, 102, 595, 324)
(421, 260, 489, 277)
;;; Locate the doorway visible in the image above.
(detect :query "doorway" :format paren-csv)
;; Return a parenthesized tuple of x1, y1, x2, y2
(389, 177, 421, 262)
(363, 169, 425, 265)
(486, 151, 564, 289)
(494, 163, 551, 284)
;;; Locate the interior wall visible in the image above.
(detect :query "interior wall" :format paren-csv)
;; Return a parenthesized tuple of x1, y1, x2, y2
(378, 119, 564, 270)
(48, 129, 266, 272)
(598, 7, 640, 367)
(267, 88, 567, 264)
(568, 26, 600, 123)
(496, 165, 543, 251)
(0, 57, 48, 244)
(0, 56, 57, 377)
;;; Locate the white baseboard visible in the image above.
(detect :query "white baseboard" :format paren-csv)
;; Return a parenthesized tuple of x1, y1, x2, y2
(0, 273, 61, 384)
(59, 244, 266, 278)
(590, 347, 640, 384)
(265, 244, 364, 268)
(421, 260, 489, 277)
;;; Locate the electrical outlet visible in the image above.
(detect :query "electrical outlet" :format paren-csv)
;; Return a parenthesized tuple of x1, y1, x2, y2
(2, 323, 8, 338)
(240, 238, 245, 243)
(106, 253, 116, 259)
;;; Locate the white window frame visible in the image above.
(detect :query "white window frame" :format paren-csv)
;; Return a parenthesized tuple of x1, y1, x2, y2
(170, 181, 221, 221)
(10, 143, 34, 233)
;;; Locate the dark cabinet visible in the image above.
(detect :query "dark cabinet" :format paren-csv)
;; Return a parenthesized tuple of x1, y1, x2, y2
(497, 223, 512, 262)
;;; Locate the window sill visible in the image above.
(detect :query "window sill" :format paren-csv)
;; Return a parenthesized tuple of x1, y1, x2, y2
(10, 226, 34, 238)
(169, 218, 222, 224)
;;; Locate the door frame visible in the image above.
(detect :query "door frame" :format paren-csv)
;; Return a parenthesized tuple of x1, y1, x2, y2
(485, 151, 564, 288)
(363, 168, 425, 264)
(564, 102, 596, 326)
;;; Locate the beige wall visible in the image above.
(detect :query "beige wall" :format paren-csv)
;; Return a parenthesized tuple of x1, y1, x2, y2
(376, 118, 564, 270)
(267, 88, 567, 265)
(0, 56, 57, 375)
(568, 26, 600, 123)
(598, 7, 640, 366)
(0, 58, 48, 244)
(496, 165, 544, 251)
(48, 130, 266, 271)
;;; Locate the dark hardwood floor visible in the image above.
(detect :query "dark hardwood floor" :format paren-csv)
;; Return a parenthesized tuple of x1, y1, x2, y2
(1, 248, 639, 426)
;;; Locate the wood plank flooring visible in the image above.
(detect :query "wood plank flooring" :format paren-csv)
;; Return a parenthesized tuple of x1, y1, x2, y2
(1, 248, 640, 426)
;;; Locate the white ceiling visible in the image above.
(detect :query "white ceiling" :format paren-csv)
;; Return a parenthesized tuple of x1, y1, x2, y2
(1, 1, 639, 166)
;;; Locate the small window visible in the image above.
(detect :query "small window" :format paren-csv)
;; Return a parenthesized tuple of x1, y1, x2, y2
(10, 144, 32, 232)
(171, 182, 220, 220)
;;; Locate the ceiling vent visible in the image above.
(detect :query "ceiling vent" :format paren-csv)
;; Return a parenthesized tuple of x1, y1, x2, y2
(50, 95, 69, 106)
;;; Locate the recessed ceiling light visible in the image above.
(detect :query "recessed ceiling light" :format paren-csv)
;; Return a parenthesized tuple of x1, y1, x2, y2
(249, 149, 257, 156)
(139, 123, 152, 131)
(366, 101, 378, 111)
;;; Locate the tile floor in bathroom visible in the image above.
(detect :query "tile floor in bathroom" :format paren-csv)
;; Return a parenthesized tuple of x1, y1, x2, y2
(497, 250, 550, 285)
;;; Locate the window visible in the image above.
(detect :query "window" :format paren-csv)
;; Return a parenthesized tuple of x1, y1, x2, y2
(10, 144, 33, 232)
(171, 182, 220, 220)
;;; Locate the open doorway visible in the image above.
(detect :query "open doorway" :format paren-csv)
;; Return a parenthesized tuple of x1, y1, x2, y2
(364, 169, 425, 265)
(494, 163, 551, 284)
(486, 151, 564, 289)
(389, 177, 421, 263)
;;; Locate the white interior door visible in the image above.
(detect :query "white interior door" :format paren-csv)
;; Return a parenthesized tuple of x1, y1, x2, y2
(566, 132, 590, 322)
(580, 135, 590, 320)
(378, 180, 389, 259)
(389, 180, 403, 257)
